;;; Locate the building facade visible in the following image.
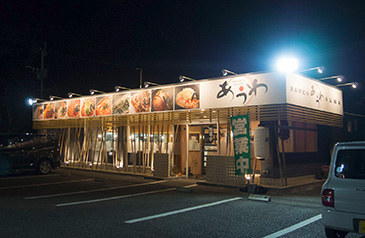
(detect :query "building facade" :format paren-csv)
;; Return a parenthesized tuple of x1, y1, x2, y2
(32, 72, 343, 186)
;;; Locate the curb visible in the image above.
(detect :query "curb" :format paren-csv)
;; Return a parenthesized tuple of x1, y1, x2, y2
(58, 166, 164, 180)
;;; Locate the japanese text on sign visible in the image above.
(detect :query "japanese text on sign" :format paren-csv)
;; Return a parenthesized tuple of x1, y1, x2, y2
(231, 115, 251, 175)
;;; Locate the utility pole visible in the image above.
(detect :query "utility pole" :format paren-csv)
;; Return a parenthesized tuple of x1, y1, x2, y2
(27, 42, 48, 98)
(137, 68, 143, 88)
(38, 42, 47, 98)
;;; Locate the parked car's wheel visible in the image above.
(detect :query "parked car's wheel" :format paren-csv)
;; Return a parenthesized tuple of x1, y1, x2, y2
(38, 160, 52, 174)
(325, 227, 348, 238)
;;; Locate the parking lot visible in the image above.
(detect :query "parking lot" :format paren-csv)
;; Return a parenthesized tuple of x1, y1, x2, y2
(0, 168, 363, 238)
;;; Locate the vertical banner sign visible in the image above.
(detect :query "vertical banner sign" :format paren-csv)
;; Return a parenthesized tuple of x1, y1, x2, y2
(231, 115, 251, 175)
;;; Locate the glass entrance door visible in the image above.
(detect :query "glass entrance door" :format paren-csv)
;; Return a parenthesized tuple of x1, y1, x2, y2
(202, 125, 218, 174)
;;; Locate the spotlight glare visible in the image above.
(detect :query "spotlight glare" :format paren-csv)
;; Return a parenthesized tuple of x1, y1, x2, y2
(277, 57, 299, 72)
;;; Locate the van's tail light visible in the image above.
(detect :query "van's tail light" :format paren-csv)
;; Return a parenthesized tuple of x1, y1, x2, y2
(322, 189, 334, 207)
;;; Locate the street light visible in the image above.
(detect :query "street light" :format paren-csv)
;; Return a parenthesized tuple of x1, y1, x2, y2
(336, 82, 358, 89)
(222, 69, 237, 76)
(144, 81, 160, 88)
(49, 95, 62, 101)
(276, 57, 299, 72)
(179, 75, 195, 82)
(299, 66, 325, 74)
(115, 86, 130, 92)
(68, 92, 82, 98)
(318, 75, 344, 83)
(90, 89, 105, 95)
(28, 98, 45, 106)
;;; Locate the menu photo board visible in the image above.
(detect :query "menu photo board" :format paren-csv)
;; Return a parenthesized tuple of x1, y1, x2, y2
(33, 72, 342, 121)
(112, 93, 131, 115)
(151, 87, 174, 112)
(129, 90, 151, 113)
(174, 84, 200, 110)
(95, 96, 112, 116)
(33, 103, 56, 120)
(80, 97, 96, 117)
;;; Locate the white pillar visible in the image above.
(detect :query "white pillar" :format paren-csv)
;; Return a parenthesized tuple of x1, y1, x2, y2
(186, 124, 189, 179)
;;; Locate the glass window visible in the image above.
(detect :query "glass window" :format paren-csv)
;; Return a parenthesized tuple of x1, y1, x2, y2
(335, 149, 365, 179)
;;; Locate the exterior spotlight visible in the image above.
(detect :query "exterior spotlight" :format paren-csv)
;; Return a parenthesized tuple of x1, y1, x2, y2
(90, 89, 105, 95)
(222, 69, 237, 76)
(27, 98, 45, 106)
(179, 75, 195, 82)
(299, 66, 325, 74)
(336, 82, 358, 89)
(68, 92, 82, 98)
(317, 66, 325, 74)
(28, 98, 34, 105)
(49, 95, 62, 101)
(318, 75, 344, 83)
(144, 81, 160, 88)
(115, 86, 130, 92)
(276, 57, 299, 72)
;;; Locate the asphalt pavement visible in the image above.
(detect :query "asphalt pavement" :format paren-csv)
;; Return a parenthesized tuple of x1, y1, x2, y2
(0, 168, 363, 238)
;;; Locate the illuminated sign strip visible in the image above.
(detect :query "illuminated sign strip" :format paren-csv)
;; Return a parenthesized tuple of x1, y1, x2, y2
(32, 72, 343, 121)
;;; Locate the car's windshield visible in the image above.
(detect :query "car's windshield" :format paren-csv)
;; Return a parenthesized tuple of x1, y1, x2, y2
(335, 149, 365, 179)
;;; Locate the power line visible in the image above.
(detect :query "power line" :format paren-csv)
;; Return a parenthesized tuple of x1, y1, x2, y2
(49, 51, 134, 69)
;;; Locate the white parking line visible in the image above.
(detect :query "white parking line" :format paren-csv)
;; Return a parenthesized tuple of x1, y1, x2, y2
(125, 197, 243, 224)
(263, 214, 322, 238)
(56, 188, 176, 207)
(0, 179, 94, 190)
(0, 174, 59, 180)
(25, 180, 168, 199)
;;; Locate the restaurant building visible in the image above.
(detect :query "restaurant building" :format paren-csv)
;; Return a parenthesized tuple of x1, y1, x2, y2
(32, 72, 343, 187)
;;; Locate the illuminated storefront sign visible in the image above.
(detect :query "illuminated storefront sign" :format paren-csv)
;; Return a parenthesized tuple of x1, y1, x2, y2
(286, 73, 343, 115)
(32, 72, 343, 121)
(231, 114, 251, 175)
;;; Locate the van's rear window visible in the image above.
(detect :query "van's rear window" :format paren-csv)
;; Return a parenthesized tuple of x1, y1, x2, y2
(335, 149, 365, 179)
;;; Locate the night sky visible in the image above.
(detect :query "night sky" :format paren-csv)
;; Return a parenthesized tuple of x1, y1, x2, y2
(1, 0, 364, 132)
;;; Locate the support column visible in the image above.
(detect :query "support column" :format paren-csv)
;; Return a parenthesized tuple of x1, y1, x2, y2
(186, 124, 189, 179)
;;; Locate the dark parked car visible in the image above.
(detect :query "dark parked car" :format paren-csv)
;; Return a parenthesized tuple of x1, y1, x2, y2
(0, 133, 61, 175)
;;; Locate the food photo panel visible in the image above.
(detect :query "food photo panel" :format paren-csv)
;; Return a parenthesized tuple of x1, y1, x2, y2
(96, 96, 112, 116)
(67, 99, 81, 118)
(152, 87, 173, 112)
(42, 103, 55, 119)
(55, 101, 68, 119)
(130, 90, 151, 113)
(112, 93, 130, 115)
(80, 97, 96, 117)
(33, 104, 44, 120)
(174, 84, 200, 110)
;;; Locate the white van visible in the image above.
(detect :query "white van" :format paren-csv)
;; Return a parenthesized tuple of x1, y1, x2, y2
(321, 142, 365, 237)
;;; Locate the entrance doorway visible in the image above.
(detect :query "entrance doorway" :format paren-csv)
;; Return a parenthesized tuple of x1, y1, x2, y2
(184, 125, 218, 177)
(201, 125, 218, 174)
